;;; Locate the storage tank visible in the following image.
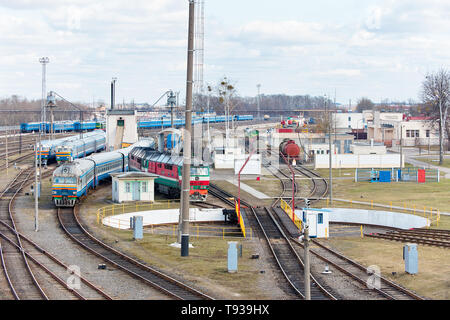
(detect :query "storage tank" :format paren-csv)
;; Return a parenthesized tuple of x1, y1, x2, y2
(279, 139, 301, 158)
(264, 115, 270, 121)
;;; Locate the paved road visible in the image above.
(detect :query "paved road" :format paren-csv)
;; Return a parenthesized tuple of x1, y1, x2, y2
(389, 146, 450, 179)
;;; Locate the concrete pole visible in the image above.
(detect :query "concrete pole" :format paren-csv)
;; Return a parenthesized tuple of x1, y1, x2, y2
(327, 99, 332, 204)
(180, 0, 195, 257)
(303, 225, 311, 300)
(5, 129, 8, 174)
(400, 125, 403, 176)
(34, 135, 39, 232)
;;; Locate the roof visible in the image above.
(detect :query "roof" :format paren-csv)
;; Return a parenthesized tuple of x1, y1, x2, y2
(110, 172, 158, 179)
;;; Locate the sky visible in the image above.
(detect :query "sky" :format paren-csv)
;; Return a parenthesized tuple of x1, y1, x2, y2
(0, 0, 449, 106)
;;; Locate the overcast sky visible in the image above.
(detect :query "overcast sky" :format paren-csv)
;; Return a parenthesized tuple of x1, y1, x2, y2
(0, 0, 449, 106)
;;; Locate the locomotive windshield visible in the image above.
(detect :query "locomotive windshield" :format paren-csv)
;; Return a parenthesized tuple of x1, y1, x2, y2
(54, 176, 76, 184)
(191, 167, 209, 176)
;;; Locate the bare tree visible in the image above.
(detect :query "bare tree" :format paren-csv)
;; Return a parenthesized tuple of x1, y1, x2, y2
(421, 68, 450, 165)
(356, 97, 375, 112)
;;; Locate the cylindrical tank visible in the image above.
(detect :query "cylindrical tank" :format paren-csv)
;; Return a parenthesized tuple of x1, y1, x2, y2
(280, 139, 300, 158)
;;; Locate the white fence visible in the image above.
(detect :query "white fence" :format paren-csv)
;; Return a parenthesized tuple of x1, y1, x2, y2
(326, 208, 430, 229)
(314, 154, 404, 169)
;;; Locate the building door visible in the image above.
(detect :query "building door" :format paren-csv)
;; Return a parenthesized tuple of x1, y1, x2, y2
(307, 214, 317, 238)
(132, 181, 141, 201)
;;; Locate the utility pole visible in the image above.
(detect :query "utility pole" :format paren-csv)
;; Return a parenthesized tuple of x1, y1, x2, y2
(257, 84, 261, 121)
(38, 58, 48, 194)
(34, 134, 39, 232)
(5, 129, 8, 174)
(399, 125, 403, 177)
(303, 225, 311, 300)
(39, 57, 49, 139)
(111, 77, 117, 110)
(180, 0, 195, 257)
(326, 95, 333, 204)
(207, 85, 211, 144)
(168, 90, 177, 128)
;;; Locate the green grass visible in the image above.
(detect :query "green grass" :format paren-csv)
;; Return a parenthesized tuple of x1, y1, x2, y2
(311, 168, 450, 229)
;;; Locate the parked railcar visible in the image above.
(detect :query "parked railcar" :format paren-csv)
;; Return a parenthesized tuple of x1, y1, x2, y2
(55, 130, 106, 163)
(36, 130, 104, 165)
(52, 139, 154, 207)
(74, 121, 97, 132)
(129, 147, 209, 201)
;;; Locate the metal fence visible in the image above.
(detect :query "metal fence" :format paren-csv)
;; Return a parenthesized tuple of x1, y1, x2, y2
(355, 167, 440, 183)
(96, 201, 252, 240)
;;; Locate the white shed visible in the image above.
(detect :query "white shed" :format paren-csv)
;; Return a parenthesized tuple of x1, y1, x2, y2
(110, 172, 158, 203)
(298, 208, 330, 238)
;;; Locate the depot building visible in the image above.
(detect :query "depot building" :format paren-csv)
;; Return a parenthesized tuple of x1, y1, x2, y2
(110, 172, 158, 203)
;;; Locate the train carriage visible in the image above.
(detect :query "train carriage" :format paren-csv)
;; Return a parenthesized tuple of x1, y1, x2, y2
(52, 139, 154, 207)
(55, 130, 106, 163)
(129, 147, 210, 201)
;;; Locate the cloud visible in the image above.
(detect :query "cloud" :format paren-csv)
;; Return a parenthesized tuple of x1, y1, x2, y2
(0, 0, 449, 104)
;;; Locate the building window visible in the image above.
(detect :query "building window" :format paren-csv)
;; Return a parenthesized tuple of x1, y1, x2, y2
(318, 213, 323, 224)
(415, 130, 420, 138)
(426, 130, 430, 138)
(348, 116, 351, 121)
(142, 181, 147, 193)
(406, 130, 411, 138)
(125, 182, 131, 193)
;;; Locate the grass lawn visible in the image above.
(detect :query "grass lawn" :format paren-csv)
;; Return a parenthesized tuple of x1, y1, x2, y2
(314, 169, 450, 210)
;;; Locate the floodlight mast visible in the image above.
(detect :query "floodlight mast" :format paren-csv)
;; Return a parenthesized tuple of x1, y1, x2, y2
(49, 91, 84, 139)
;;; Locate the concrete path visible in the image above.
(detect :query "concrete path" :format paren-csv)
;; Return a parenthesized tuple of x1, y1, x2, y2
(225, 178, 272, 199)
(389, 146, 450, 178)
(405, 157, 450, 179)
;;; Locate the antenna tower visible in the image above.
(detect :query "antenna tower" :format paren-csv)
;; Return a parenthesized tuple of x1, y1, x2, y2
(193, 0, 205, 113)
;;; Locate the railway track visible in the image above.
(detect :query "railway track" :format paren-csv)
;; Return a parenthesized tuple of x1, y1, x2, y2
(263, 150, 328, 207)
(57, 206, 214, 300)
(210, 183, 336, 300)
(247, 206, 337, 300)
(0, 169, 47, 299)
(293, 165, 329, 203)
(365, 231, 450, 248)
(0, 168, 111, 300)
(290, 238, 424, 300)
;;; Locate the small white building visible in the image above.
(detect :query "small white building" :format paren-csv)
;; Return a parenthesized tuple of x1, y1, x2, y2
(351, 140, 387, 155)
(111, 172, 158, 203)
(106, 109, 138, 151)
(234, 153, 262, 175)
(298, 208, 330, 238)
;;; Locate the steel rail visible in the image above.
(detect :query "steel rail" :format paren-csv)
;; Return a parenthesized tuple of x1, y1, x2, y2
(0, 218, 113, 300)
(307, 239, 425, 300)
(365, 233, 450, 248)
(0, 169, 49, 299)
(58, 206, 214, 300)
(248, 206, 337, 300)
